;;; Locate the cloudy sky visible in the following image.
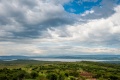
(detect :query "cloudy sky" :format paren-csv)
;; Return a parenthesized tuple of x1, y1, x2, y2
(0, 0, 120, 56)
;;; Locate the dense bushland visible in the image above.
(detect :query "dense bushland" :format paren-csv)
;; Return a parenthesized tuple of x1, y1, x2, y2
(0, 60, 120, 80)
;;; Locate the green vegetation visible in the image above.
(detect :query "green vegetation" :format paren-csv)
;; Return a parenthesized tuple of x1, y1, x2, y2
(0, 60, 120, 80)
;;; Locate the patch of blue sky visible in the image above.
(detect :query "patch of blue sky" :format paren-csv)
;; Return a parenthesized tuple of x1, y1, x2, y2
(117, 0, 120, 4)
(63, 0, 102, 14)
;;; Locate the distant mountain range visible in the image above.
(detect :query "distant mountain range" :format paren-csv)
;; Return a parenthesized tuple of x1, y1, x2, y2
(0, 55, 120, 61)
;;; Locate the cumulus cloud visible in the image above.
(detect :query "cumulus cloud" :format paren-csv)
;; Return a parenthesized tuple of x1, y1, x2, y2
(0, 0, 74, 40)
(0, 0, 120, 56)
(0, 0, 118, 40)
(48, 5, 120, 41)
(42, 5, 120, 54)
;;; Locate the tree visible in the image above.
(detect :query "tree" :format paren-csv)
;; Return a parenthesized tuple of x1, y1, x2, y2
(58, 73, 65, 80)
(30, 71, 39, 79)
(47, 73, 58, 80)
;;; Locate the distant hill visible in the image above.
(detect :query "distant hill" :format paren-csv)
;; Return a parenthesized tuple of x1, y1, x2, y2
(0, 56, 29, 60)
(0, 55, 120, 61)
(54, 55, 120, 60)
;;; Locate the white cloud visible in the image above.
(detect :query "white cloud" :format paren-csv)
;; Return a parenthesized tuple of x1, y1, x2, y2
(0, 0, 68, 38)
(46, 5, 120, 46)
(31, 5, 120, 55)
(24, 0, 65, 24)
(70, 46, 120, 54)
(0, 0, 120, 56)
(0, 42, 45, 56)
(81, 10, 94, 16)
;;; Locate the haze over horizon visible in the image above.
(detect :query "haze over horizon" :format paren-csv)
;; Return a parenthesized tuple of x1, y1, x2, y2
(0, 0, 120, 56)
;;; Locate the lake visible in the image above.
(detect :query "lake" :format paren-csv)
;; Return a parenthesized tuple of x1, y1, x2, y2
(30, 58, 120, 62)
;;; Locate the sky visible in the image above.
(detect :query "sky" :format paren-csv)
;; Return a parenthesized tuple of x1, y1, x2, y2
(0, 0, 120, 56)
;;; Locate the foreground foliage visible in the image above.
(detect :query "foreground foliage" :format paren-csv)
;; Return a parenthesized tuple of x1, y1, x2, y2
(0, 60, 120, 80)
